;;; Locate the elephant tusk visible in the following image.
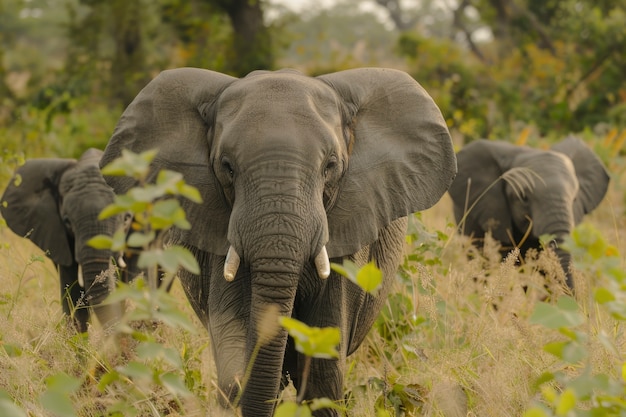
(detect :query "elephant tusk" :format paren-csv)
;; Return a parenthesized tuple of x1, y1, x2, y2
(315, 246, 331, 279)
(224, 246, 240, 282)
(117, 254, 127, 269)
(77, 264, 85, 288)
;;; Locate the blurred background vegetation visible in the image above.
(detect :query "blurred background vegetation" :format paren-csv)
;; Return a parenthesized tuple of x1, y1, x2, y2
(1, 0, 625, 160)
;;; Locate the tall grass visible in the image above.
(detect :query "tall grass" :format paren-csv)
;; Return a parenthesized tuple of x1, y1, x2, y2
(0, 117, 624, 415)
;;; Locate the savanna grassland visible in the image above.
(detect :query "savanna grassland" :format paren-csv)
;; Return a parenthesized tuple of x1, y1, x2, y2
(1, 114, 625, 416)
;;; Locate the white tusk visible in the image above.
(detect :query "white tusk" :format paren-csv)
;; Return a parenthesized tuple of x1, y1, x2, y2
(77, 264, 85, 288)
(117, 254, 127, 269)
(224, 246, 240, 282)
(314, 246, 331, 279)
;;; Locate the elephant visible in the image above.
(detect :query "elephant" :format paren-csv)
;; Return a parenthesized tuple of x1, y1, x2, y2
(1, 148, 124, 333)
(448, 137, 610, 290)
(99, 67, 457, 416)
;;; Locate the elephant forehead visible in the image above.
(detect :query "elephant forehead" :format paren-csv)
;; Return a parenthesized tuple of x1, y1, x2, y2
(217, 73, 342, 125)
(512, 151, 578, 195)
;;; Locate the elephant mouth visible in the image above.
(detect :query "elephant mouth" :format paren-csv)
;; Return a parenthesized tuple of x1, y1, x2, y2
(223, 245, 330, 281)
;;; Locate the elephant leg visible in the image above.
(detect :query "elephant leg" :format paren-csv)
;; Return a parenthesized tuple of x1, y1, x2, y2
(59, 264, 90, 333)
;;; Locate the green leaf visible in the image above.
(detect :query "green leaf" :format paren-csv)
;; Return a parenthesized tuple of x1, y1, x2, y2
(2, 343, 22, 357)
(45, 373, 82, 393)
(137, 342, 182, 368)
(355, 262, 383, 294)
(127, 231, 155, 248)
(274, 401, 312, 417)
(331, 261, 382, 294)
(0, 391, 27, 417)
(151, 199, 190, 230)
(39, 373, 82, 417)
(129, 185, 162, 203)
(331, 260, 359, 280)
(140, 246, 199, 275)
(101, 149, 157, 179)
(555, 388, 576, 415)
(87, 235, 113, 250)
(110, 228, 128, 252)
(309, 397, 344, 412)
(529, 296, 583, 329)
(167, 245, 200, 274)
(279, 316, 340, 359)
(523, 408, 549, 417)
(39, 391, 77, 417)
(97, 370, 120, 392)
(543, 341, 567, 359)
(561, 341, 587, 363)
(594, 287, 616, 304)
(179, 184, 202, 203)
(119, 361, 153, 381)
(137, 250, 161, 270)
(153, 305, 196, 332)
(159, 372, 191, 397)
(98, 203, 128, 220)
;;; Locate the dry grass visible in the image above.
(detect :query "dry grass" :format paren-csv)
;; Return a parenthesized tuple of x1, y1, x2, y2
(0, 146, 624, 416)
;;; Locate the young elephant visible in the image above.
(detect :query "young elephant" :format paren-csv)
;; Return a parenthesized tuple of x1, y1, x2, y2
(1, 148, 124, 332)
(100, 67, 457, 416)
(448, 137, 610, 289)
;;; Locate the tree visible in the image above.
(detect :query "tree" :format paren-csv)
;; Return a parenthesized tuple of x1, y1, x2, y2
(211, 0, 274, 75)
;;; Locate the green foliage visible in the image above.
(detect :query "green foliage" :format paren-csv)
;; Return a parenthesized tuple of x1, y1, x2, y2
(0, 390, 27, 417)
(280, 317, 340, 360)
(525, 223, 626, 416)
(349, 375, 426, 417)
(402, 213, 449, 272)
(89, 148, 201, 279)
(82, 149, 202, 414)
(331, 260, 383, 295)
(39, 372, 82, 417)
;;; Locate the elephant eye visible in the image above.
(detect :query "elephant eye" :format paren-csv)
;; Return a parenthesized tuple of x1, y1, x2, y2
(221, 158, 234, 179)
(324, 156, 338, 179)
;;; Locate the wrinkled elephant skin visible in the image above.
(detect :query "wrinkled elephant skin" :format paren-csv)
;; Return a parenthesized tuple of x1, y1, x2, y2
(100, 67, 457, 416)
(448, 137, 610, 290)
(1, 148, 124, 332)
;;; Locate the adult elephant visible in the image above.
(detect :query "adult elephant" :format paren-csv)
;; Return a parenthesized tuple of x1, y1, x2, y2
(1, 148, 124, 333)
(100, 67, 456, 416)
(448, 137, 610, 290)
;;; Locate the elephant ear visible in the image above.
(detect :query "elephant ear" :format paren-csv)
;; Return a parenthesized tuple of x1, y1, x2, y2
(448, 140, 519, 244)
(318, 68, 457, 256)
(1, 158, 76, 265)
(551, 136, 610, 223)
(100, 68, 238, 255)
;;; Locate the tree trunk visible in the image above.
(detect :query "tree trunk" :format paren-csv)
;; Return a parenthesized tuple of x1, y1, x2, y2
(110, 0, 147, 106)
(215, 0, 273, 76)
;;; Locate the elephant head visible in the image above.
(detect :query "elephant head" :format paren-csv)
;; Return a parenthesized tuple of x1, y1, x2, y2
(100, 67, 456, 415)
(448, 137, 610, 289)
(1, 148, 124, 332)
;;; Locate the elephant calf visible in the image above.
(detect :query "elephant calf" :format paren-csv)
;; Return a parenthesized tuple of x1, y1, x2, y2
(448, 137, 610, 290)
(1, 148, 125, 332)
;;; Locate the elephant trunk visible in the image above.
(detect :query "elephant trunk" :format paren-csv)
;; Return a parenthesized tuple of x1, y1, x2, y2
(550, 240, 574, 290)
(240, 264, 299, 416)
(530, 203, 575, 290)
(80, 257, 122, 331)
(236, 209, 317, 415)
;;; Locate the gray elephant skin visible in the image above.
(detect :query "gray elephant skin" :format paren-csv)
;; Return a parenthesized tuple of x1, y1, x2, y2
(448, 137, 610, 289)
(1, 148, 124, 333)
(100, 67, 456, 416)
